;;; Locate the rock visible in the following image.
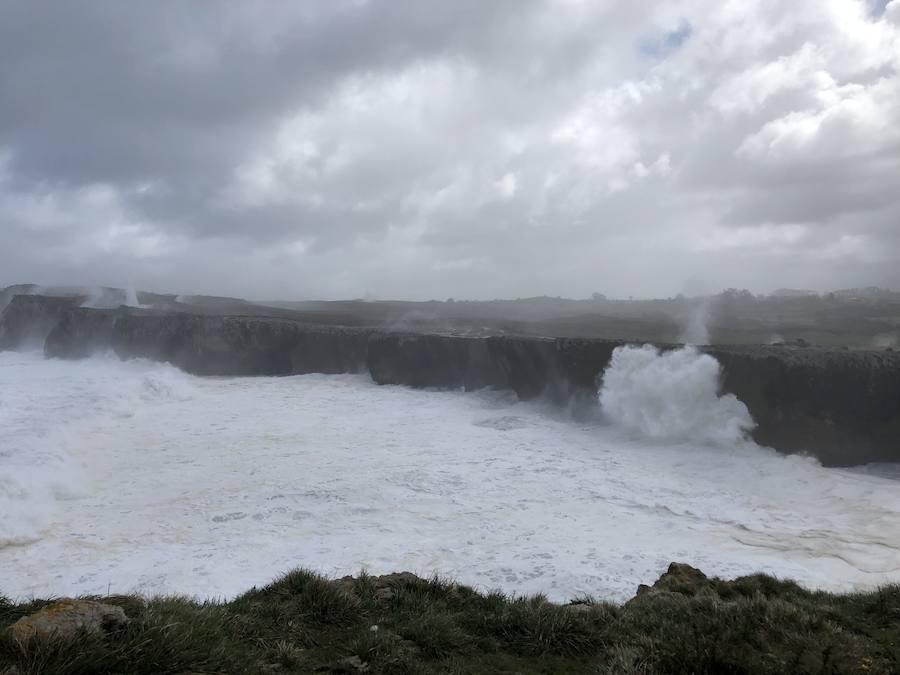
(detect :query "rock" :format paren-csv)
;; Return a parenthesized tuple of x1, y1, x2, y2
(563, 602, 594, 613)
(371, 572, 426, 601)
(629, 563, 709, 605)
(331, 571, 426, 601)
(10, 599, 128, 642)
(375, 587, 393, 601)
(373, 571, 425, 586)
(659, 562, 708, 586)
(318, 655, 369, 673)
(339, 655, 368, 672)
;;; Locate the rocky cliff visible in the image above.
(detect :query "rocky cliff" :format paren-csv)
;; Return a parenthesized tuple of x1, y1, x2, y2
(43, 304, 372, 376)
(2, 293, 899, 466)
(0, 294, 84, 350)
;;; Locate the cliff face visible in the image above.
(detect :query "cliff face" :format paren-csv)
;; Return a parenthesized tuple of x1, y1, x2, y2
(45, 307, 371, 376)
(0, 295, 83, 350)
(707, 346, 900, 466)
(3, 294, 899, 467)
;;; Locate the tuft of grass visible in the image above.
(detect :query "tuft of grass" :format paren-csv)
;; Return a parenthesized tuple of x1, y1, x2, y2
(268, 638, 305, 668)
(397, 611, 471, 658)
(233, 568, 362, 628)
(471, 593, 613, 657)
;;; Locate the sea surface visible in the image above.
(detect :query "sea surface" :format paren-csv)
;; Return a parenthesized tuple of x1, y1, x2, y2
(1, 348, 899, 602)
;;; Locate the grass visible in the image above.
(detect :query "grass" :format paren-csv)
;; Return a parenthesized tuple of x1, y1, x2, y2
(1, 564, 899, 674)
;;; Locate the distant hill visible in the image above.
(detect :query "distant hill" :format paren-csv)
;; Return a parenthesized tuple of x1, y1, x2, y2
(771, 288, 819, 298)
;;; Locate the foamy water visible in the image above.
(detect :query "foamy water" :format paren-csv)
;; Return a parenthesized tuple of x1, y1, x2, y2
(1, 348, 899, 603)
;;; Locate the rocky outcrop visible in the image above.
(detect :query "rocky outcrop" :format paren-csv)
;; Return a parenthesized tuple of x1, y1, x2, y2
(2, 294, 899, 466)
(632, 562, 709, 602)
(9, 600, 128, 643)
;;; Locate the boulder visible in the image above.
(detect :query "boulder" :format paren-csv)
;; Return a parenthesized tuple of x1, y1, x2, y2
(632, 562, 709, 602)
(10, 599, 128, 642)
(369, 572, 425, 601)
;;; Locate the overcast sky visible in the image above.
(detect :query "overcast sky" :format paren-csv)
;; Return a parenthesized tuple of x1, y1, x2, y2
(1, 1, 898, 300)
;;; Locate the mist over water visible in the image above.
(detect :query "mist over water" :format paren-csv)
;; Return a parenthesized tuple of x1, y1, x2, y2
(1, 350, 899, 602)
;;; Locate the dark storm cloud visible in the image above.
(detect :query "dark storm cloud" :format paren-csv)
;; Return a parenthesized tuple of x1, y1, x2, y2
(1, 0, 899, 299)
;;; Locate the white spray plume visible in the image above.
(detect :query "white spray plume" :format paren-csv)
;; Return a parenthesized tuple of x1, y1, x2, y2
(599, 344, 755, 447)
(81, 287, 112, 308)
(81, 285, 143, 309)
(679, 300, 710, 345)
(125, 280, 140, 307)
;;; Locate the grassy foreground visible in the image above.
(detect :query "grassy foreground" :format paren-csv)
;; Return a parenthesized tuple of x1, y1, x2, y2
(2, 564, 899, 674)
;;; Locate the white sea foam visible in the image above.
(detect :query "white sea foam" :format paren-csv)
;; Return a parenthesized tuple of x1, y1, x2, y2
(0, 352, 195, 545)
(599, 344, 755, 447)
(1, 350, 899, 603)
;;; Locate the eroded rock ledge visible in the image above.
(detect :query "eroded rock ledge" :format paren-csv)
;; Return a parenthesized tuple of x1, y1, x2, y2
(2, 294, 899, 467)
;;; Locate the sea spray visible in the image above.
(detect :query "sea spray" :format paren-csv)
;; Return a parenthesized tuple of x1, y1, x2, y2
(0, 352, 195, 546)
(0, 449, 84, 547)
(679, 300, 710, 345)
(0, 356, 87, 546)
(125, 281, 140, 308)
(599, 344, 755, 446)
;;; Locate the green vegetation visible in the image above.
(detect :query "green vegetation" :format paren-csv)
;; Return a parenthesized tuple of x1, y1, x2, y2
(2, 564, 899, 674)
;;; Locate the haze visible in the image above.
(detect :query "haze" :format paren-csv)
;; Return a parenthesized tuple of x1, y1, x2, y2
(2, 0, 899, 300)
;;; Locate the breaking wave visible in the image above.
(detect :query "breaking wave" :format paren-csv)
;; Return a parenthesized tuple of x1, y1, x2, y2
(0, 353, 195, 546)
(599, 344, 755, 447)
(2, 349, 900, 602)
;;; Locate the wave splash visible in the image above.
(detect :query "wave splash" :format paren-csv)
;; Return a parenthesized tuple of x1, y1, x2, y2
(0, 353, 196, 546)
(599, 345, 755, 447)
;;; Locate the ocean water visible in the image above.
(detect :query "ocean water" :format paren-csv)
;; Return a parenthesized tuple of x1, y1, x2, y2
(1, 348, 899, 603)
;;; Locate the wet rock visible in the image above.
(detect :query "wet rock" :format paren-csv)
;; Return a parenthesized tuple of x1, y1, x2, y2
(10, 599, 128, 642)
